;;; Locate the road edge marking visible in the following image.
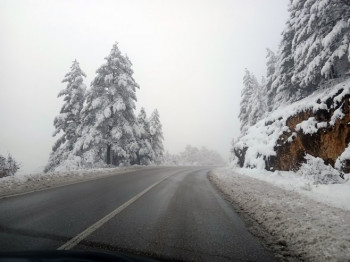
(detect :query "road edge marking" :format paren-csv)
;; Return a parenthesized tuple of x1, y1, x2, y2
(57, 174, 172, 250)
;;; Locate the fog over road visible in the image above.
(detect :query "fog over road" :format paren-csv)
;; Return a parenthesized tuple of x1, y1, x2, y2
(0, 167, 274, 261)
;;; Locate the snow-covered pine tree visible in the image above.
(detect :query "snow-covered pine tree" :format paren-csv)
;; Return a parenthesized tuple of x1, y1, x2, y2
(239, 69, 252, 131)
(270, 0, 350, 108)
(290, 0, 350, 94)
(149, 109, 164, 163)
(135, 108, 154, 165)
(264, 48, 277, 111)
(76, 42, 140, 167)
(270, 5, 297, 109)
(45, 60, 86, 172)
(0, 154, 20, 177)
(239, 69, 260, 131)
(6, 154, 20, 176)
(250, 76, 268, 125)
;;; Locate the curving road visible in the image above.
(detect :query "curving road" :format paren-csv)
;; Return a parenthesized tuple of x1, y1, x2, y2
(0, 167, 274, 261)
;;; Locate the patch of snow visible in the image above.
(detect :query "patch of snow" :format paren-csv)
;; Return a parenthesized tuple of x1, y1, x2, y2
(329, 105, 345, 126)
(210, 167, 350, 261)
(295, 117, 318, 134)
(114, 98, 126, 112)
(316, 121, 327, 128)
(104, 73, 113, 83)
(335, 144, 350, 170)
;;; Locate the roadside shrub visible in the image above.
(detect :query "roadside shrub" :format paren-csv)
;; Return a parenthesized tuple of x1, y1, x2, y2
(297, 155, 345, 185)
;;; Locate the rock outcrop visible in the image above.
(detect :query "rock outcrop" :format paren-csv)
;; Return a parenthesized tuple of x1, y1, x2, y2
(271, 92, 350, 172)
(233, 81, 350, 173)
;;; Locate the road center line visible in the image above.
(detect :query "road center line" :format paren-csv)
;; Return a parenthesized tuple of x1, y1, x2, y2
(57, 174, 172, 250)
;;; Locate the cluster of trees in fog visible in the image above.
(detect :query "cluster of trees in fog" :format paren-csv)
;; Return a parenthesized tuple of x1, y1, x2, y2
(45, 43, 164, 172)
(0, 154, 19, 177)
(164, 145, 226, 166)
(239, 0, 350, 132)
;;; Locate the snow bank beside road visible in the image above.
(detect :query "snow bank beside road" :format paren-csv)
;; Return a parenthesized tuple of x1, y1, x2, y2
(210, 167, 350, 262)
(0, 166, 144, 198)
(238, 166, 350, 212)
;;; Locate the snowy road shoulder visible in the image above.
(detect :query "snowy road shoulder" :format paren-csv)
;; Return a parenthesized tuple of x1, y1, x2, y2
(0, 166, 147, 198)
(209, 167, 350, 262)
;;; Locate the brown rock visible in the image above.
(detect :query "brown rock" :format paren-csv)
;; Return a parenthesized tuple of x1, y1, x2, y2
(272, 93, 350, 172)
(235, 91, 350, 173)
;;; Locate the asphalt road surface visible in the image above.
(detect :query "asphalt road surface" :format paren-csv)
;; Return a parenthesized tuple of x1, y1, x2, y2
(0, 167, 274, 261)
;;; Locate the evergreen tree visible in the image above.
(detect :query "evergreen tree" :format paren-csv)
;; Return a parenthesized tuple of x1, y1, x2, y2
(265, 49, 277, 111)
(250, 76, 268, 124)
(0, 154, 20, 177)
(239, 69, 260, 131)
(149, 109, 164, 163)
(45, 60, 86, 172)
(270, 7, 297, 109)
(76, 42, 139, 167)
(290, 0, 350, 91)
(270, 0, 350, 108)
(136, 108, 154, 165)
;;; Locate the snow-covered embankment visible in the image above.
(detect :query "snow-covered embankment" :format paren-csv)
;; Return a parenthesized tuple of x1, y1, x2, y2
(209, 167, 350, 261)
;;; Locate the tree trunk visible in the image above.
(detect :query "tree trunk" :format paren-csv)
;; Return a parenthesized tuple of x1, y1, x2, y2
(114, 154, 119, 166)
(106, 144, 111, 165)
(112, 151, 117, 166)
(134, 152, 139, 165)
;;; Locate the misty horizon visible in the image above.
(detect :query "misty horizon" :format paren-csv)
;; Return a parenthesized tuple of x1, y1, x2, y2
(0, 0, 288, 172)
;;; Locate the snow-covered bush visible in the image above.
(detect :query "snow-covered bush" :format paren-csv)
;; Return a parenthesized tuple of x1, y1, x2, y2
(297, 155, 345, 185)
(0, 154, 20, 177)
(335, 144, 350, 172)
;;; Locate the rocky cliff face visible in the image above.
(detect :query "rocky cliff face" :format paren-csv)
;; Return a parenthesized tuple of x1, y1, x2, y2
(233, 80, 350, 173)
(271, 92, 350, 172)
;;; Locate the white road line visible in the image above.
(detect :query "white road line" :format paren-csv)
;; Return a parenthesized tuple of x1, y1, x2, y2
(57, 174, 172, 250)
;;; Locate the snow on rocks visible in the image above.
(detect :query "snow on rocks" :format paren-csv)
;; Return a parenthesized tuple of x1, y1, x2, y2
(210, 167, 350, 261)
(336, 144, 350, 171)
(233, 78, 350, 170)
(295, 117, 318, 134)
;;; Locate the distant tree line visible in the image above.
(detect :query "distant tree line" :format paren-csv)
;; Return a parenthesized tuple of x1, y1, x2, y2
(45, 43, 164, 172)
(238, 0, 350, 132)
(164, 145, 226, 166)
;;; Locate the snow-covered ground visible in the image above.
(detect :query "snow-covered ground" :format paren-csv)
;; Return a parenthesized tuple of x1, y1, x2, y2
(0, 166, 146, 198)
(210, 167, 350, 261)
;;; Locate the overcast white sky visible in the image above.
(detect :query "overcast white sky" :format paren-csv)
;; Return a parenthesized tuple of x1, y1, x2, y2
(0, 0, 289, 172)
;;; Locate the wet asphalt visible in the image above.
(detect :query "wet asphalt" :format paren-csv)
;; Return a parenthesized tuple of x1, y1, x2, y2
(0, 166, 274, 261)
